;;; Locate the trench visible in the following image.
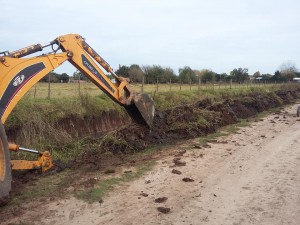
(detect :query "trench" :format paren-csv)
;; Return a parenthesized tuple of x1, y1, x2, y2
(5, 88, 300, 169)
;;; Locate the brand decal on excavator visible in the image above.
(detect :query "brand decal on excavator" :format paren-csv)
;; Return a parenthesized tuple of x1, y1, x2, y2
(83, 60, 98, 76)
(13, 75, 25, 87)
(81, 55, 114, 93)
(0, 62, 46, 118)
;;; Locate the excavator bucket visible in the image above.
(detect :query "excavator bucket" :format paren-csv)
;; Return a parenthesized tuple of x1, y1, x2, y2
(125, 93, 155, 127)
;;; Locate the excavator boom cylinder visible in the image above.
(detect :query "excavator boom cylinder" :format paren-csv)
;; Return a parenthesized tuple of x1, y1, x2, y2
(81, 40, 114, 74)
(7, 44, 43, 58)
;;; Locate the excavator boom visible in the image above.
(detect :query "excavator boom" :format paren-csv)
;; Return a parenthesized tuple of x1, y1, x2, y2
(0, 34, 154, 126)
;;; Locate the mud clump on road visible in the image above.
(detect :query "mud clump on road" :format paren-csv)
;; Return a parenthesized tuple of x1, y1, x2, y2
(171, 169, 182, 175)
(172, 157, 186, 167)
(154, 197, 168, 203)
(182, 177, 195, 182)
(157, 207, 171, 214)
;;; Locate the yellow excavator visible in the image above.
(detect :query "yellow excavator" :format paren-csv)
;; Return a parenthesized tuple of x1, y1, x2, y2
(0, 34, 155, 204)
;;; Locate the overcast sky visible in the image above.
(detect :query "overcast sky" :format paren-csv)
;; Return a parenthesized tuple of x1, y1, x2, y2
(1, 0, 299, 75)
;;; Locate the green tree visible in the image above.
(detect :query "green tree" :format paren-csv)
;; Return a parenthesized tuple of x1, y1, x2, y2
(261, 73, 272, 81)
(199, 69, 216, 83)
(73, 70, 88, 81)
(40, 72, 59, 82)
(230, 68, 249, 83)
(271, 70, 287, 82)
(143, 65, 177, 83)
(253, 71, 261, 78)
(115, 65, 130, 78)
(178, 66, 197, 83)
(215, 73, 227, 82)
(57, 73, 70, 83)
(163, 67, 177, 83)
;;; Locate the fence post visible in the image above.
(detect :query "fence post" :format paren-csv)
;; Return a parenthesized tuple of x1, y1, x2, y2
(141, 76, 144, 93)
(156, 78, 159, 92)
(190, 79, 192, 91)
(169, 78, 172, 91)
(180, 79, 182, 91)
(78, 78, 81, 96)
(47, 74, 51, 99)
(34, 86, 37, 98)
(230, 79, 232, 89)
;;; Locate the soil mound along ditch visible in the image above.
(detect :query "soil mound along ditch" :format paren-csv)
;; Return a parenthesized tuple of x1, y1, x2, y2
(5, 88, 300, 170)
(72, 89, 300, 166)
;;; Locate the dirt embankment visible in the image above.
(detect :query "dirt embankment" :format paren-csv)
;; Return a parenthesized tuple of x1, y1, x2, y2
(6, 88, 300, 168)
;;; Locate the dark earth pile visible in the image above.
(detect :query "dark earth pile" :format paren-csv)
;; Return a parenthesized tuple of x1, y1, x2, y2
(72, 89, 300, 167)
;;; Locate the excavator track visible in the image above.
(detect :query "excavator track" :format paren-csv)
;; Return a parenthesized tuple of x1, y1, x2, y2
(0, 123, 11, 206)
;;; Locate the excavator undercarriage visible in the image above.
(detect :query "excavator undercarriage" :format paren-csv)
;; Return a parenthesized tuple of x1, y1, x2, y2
(0, 34, 155, 205)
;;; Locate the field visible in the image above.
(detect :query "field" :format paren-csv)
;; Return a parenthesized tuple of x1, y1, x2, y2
(25, 81, 284, 99)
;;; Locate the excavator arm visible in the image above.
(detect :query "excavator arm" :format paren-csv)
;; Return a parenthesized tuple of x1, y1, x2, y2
(0, 34, 154, 126)
(0, 34, 154, 205)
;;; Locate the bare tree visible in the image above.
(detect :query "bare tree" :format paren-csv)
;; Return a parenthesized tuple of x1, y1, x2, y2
(280, 61, 298, 81)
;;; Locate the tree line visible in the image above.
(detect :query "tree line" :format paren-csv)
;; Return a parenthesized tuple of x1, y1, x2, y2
(41, 62, 299, 83)
(115, 62, 299, 84)
(40, 72, 70, 83)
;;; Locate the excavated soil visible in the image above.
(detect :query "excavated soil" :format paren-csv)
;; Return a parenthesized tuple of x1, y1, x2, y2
(72, 89, 300, 169)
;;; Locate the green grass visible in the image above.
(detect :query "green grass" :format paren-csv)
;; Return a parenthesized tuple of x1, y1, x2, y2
(8, 169, 81, 205)
(75, 160, 156, 203)
(193, 105, 283, 147)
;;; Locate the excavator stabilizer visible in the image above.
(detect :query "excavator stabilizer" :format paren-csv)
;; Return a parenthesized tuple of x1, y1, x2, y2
(125, 93, 155, 127)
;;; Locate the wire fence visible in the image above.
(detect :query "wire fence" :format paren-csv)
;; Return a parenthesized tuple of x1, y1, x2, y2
(25, 80, 296, 99)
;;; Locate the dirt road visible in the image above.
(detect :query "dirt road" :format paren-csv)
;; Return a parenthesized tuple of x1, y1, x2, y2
(3, 104, 300, 225)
